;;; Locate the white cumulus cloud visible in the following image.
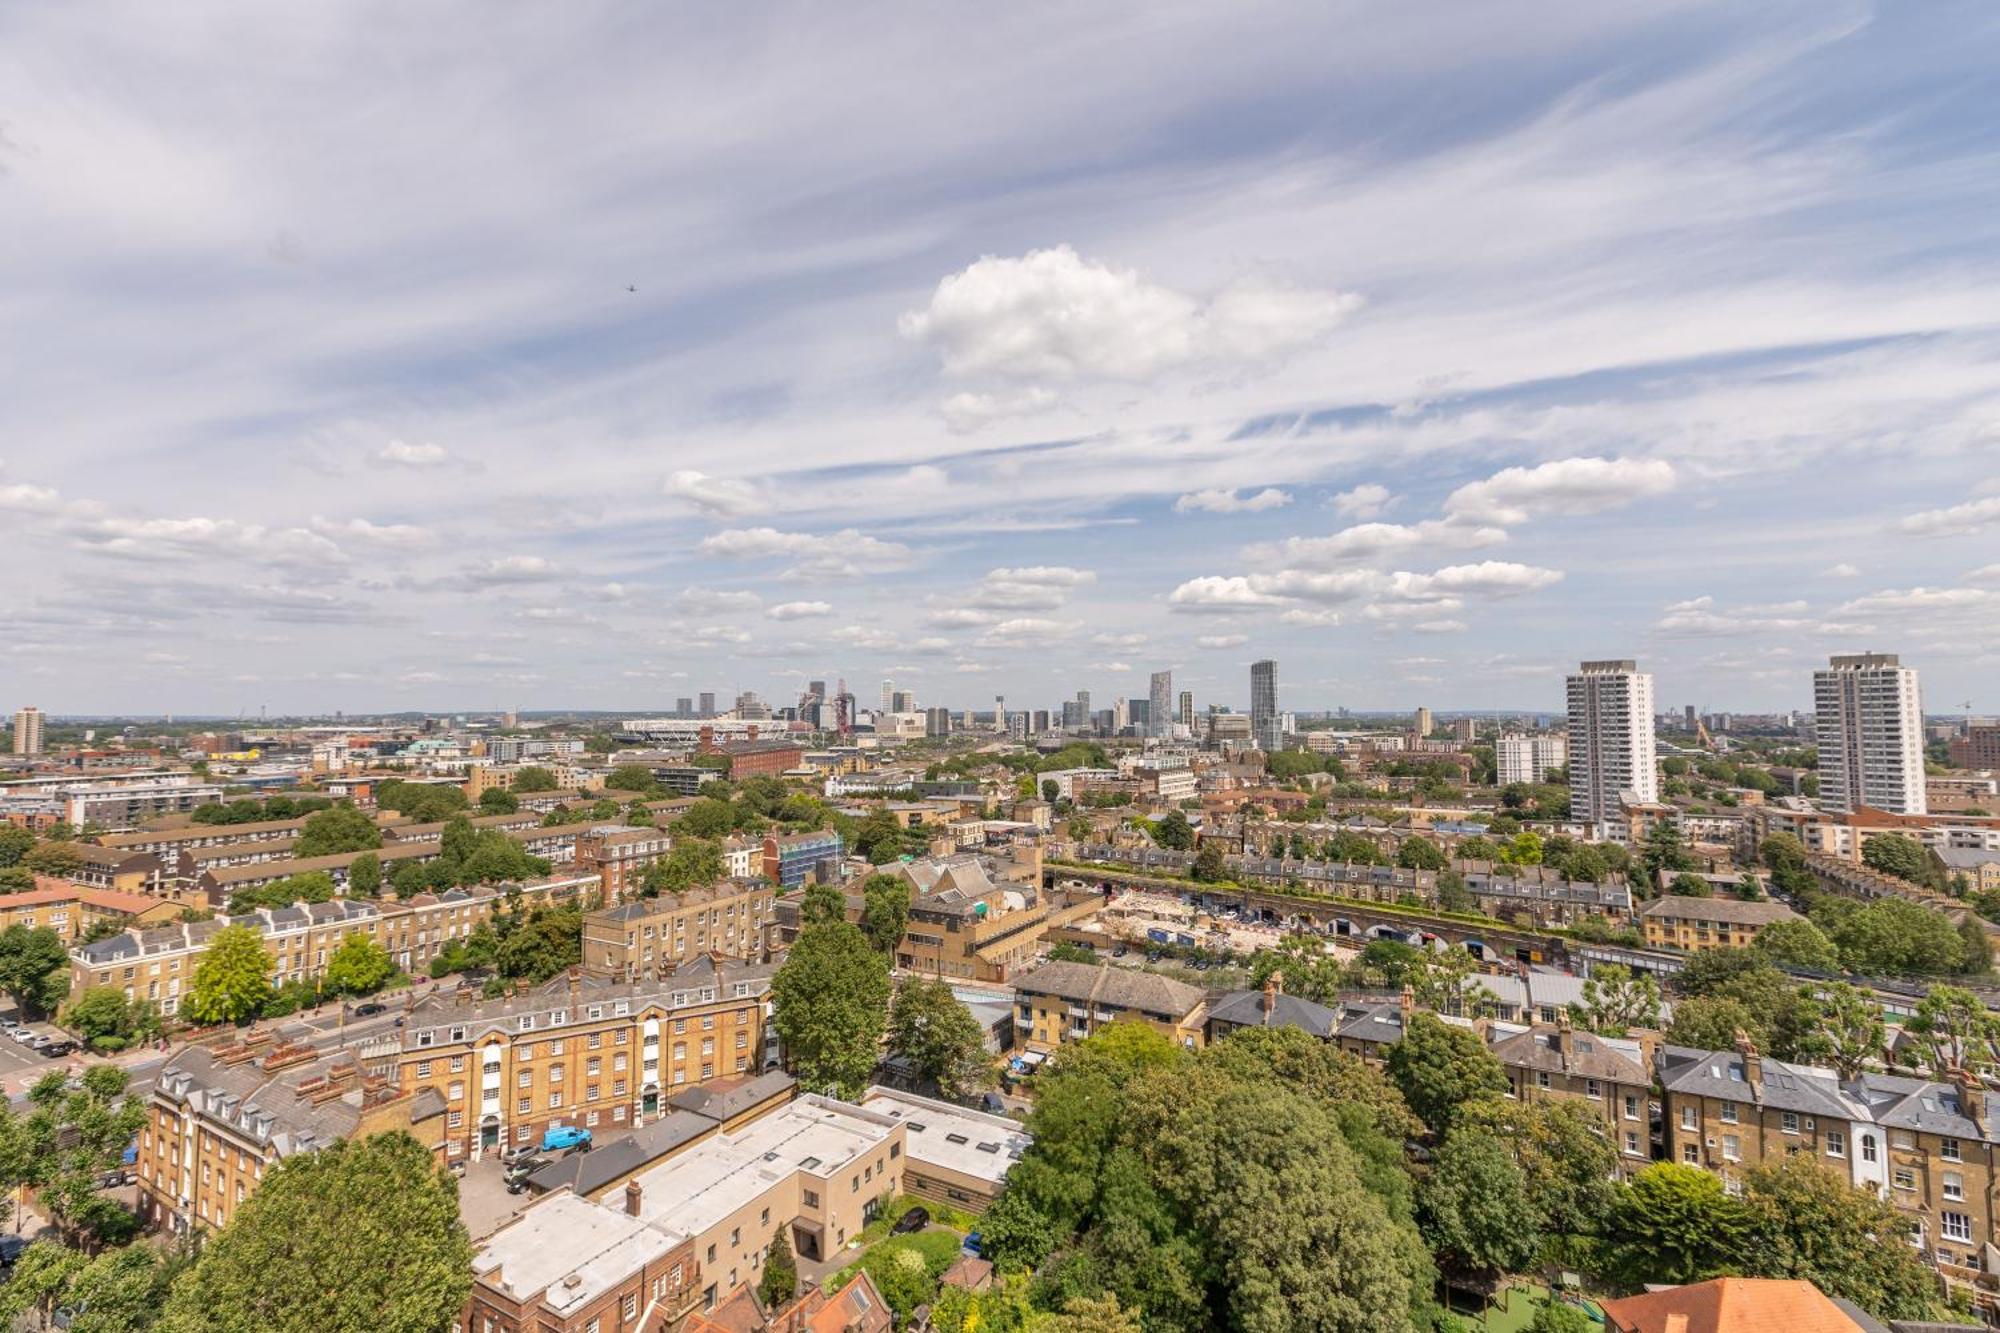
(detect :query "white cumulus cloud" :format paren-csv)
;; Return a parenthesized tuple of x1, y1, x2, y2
(665, 470, 764, 518)
(1443, 456, 1675, 525)
(1174, 486, 1293, 515)
(900, 244, 1360, 383)
(766, 601, 833, 620)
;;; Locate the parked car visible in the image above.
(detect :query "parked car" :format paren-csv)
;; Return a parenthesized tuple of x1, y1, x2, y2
(0, 1235, 27, 1267)
(962, 1231, 983, 1257)
(353, 1002, 388, 1018)
(540, 1126, 591, 1153)
(41, 1040, 77, 1059)
(26, 1033, 53, 1050)
(500, 1144, 540, 1167)
(503, 1157, 546, 1193)
(890, 1206, 930, 1235)
(11, 1027, 37, 1044)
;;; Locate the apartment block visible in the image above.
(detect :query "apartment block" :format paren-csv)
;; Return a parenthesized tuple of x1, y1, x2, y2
(1011, 960, 1207, 1054)
(574, 824, 672, 901)
(893, 855, 1101, 984)
(1566, 660, 1658, 831)
(1640, 894, 1804, 952)
(392, 960, 777, 1161)
(71, 875, 595, 1014)
(1496, 733, 1567, 787)
(0, 881, 182, 943)
(761, 830, 842, 888)
(137, 1036, 448, 1234)
(580, 878, 776, 980)
(1815, 652, 1926, 815)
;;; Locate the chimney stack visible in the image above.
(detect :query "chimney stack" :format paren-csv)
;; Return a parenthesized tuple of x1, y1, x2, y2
(1954, 1068, 1986, 1124)
(625, 1179, 643, 1217)
(1734, 1029, 1763, 1099)
(1262, 971, 1282, 1022)
(1398, 984, 1415, 1020)
(1555, 1009, 1574, 1061)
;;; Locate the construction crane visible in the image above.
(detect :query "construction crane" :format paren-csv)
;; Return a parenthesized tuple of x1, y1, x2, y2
(1694, 713, 1716, 751)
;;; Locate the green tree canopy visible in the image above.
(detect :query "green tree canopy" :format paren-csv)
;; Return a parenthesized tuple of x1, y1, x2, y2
(770, 921, 891, 1098)
(1151, 810, 1195, 851)
(160, 1132, 472, 1333)
(184, 925, 273, 1025)
(1396, 837, 1446, 871)
(1740, 1155, 1944, 1321)
(0, 826, 35, 868)
(20, 840, 85, 878)
(346, 851, 382, 897)
(1860, 833, 1931, 884)
(1603, 1163, 1751, 1289)
(509, 766, 559, 793)
(1569, 964, 1661, 1037)
(1418, 1127, 1540, 1278)
(1825, 896, 1967, 976)
(641, 837, 724, 898)
(1385, 1012, 1508, 1137)
(860, 873, 911, 953)
(294, 805, 382, 858)
(887, 976, 990, 1099)
(477, 786, 520, 814)
(1752, 918, 1838, 970)
(323, 934, 395, 997)
(0, 923, 71, 1017)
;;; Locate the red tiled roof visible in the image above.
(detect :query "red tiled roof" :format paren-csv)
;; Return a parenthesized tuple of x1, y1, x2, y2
(1600, 1278, 1866, 1333)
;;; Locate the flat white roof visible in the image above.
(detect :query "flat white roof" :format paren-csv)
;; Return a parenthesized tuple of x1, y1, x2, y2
(860, 1087, 1030, 1186)
(628, 1095, 896, 1238)
(472, 1191, 685, 1316)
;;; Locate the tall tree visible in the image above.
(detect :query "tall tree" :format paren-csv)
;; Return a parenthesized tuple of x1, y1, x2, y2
(1667, 995, 1764, 1053)
(1741, 1155, 1945, 1321)
(1151, 810, 1195, 851)
(323, 934, 395, 997)
(1829, 897, 1966, 976)
(5, 1067, 150, 1248)
(1385, 1012, 1508, 1137)
(0, 826, 35, 868)
(1604, 1163, 1751, 1289)
(641, 837, 724, 898)
(758, 1226, 798, 1306)
(19, 841, 85, 878)
(1396, 837, 1446, 871)
(770, 922, 891, 1098)
(1800, 983, 1885, 1078)
(1456, 1097, 1617, 1241)
(1418, 1128, 1540, 1278)
(159, 1132, 472, 1333)
(346, 851, 382, 897)
(509, 766, 559, 793)
(184, 925, 273, 1025)
(859, 874, 911, 954)
(887, 977, 990, 1099)
(1569, 964, 1661, 1037)
(1860, 833, 1931, 884)
(0, 924, 72, 1017)
(1751, 918, 1837, 970)
(798, 881, 847, 927)
(1906, 985, 1998, 1077)
(294, 805, 382, 858)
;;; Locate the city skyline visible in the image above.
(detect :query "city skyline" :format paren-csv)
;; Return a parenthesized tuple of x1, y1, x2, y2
(6, 4, 1999, 714)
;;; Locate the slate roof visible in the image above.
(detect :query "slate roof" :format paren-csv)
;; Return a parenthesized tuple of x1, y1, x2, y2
(1490, 1025, 1648, 1083)
(1640, 894, 1802, 926)
(1011, 960, 1205, 1017)
(1206, 987, 1340, 1038)
(1656, 1045, 1863, 1120)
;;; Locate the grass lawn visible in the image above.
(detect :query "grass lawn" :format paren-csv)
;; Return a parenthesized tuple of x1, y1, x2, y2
(1452, 1282, 1605, 1330)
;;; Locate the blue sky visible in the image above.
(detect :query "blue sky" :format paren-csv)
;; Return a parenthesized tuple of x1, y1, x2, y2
(2, 1, 1998, 717)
